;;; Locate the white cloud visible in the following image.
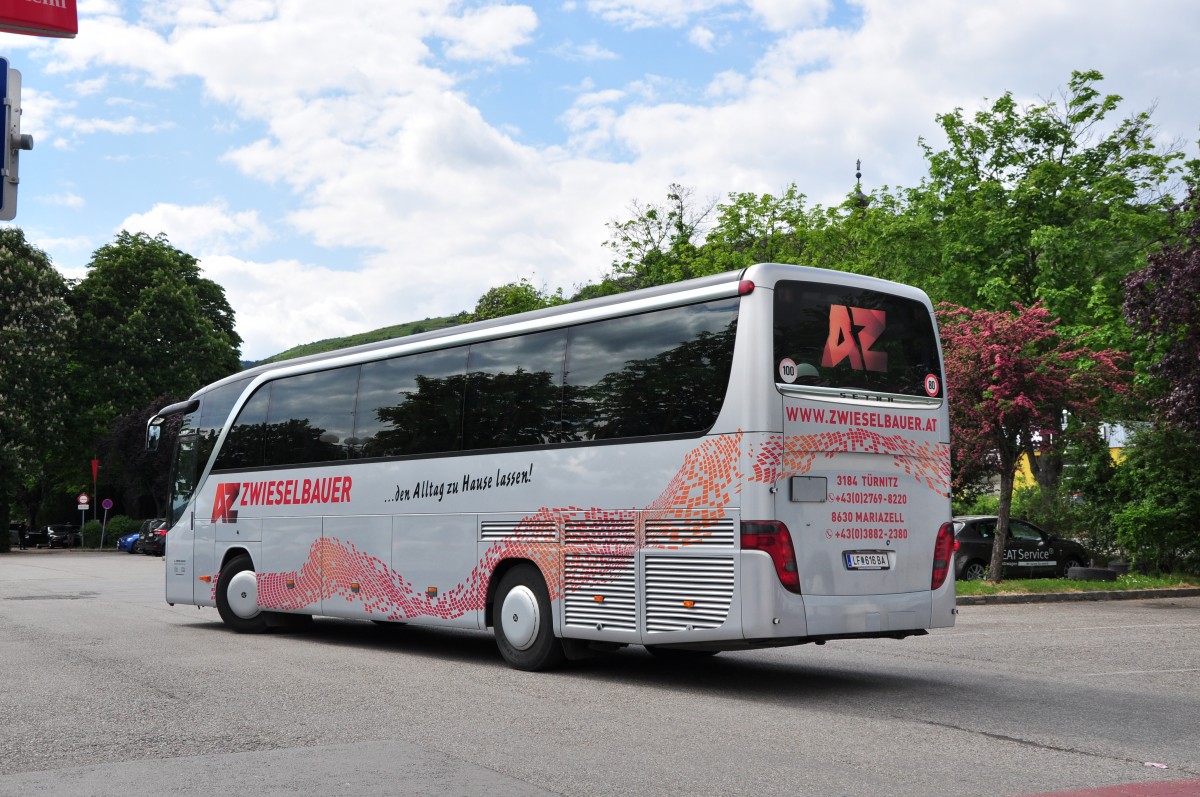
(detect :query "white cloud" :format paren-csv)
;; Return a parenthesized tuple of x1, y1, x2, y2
(69, 76, 108, 96)
(746, 0, 830, 30)
(77, 0, 123, 14)
(120, 202, 271, 255)
(688, 25, 716, 51)
(18, 0, 1200, 362)
(583, 0, 830, 31)
(43, 192, 86, 208)
(584, 0, 727, 29)
(58, 115, 173, 135)
(198, 254, 381, 359)
(551, 40, 620, 61)
(434, 4, 538, 63)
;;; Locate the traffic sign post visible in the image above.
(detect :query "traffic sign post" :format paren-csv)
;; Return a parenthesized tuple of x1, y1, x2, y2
(100, 498, 114, 549)
(77, 493, 89, 548)
(1, 59, 34, 222)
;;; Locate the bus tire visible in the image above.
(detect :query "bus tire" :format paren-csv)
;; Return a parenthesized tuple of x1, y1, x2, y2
(216, 554, 269, 634)
(493, 564, 565, 671)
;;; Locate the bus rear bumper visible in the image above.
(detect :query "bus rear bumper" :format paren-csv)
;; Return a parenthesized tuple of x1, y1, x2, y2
(740, 556, 951, 640)
(802, 590, 933, 637)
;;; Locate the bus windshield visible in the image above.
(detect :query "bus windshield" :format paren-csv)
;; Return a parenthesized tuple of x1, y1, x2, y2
(166, 377, 251, 524)
(773, 280, 943, 399)
(169, 427, 201, 526)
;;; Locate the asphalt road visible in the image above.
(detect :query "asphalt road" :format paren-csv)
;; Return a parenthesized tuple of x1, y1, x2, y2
(2, 550, 1198, 797)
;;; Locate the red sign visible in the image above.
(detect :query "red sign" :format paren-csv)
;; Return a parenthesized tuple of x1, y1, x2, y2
(0, 0, 78, 38)
(77, 493, 89, 505)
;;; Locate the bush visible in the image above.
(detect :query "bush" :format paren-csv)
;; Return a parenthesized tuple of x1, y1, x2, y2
(954, 494, 998, 516)
(1012, 486, 1119, 563)
(82, 519, 103, 548)
(1108, 426, 1200, 574)
(106, 515, 141, 536)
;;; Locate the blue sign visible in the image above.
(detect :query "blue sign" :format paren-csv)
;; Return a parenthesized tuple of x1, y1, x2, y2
(102, 498, 114, 511)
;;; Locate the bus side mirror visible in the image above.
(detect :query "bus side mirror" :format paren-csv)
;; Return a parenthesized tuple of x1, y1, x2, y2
(146, 422, 161, 452)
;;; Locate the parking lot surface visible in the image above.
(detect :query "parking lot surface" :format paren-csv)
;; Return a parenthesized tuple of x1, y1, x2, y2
(2, 550, 1198, 797)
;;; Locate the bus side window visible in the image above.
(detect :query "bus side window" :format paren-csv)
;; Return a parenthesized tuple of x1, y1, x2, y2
(214, 387, 270, 471)
(463, 329, 566, 450)
(563, 300, 737, 441)
(264, 366, 361, 466)
(356, 347, 468, 458)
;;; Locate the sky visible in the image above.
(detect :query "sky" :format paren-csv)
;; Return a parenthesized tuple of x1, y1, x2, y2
(2, 0, 1198, 360)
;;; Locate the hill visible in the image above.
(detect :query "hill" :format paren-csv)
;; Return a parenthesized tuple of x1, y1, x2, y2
(247, 313, 470, 367)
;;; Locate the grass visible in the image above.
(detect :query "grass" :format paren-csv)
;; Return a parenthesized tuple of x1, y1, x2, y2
(956, 572, 1199, 596)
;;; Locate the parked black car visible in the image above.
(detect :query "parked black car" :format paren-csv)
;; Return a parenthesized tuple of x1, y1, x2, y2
(24, 524, 83, 549)
(953, 516, 1090, 580)
(138, 519, 168, 556)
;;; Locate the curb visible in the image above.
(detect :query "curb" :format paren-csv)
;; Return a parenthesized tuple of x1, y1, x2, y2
(957, 587, 1200, 605)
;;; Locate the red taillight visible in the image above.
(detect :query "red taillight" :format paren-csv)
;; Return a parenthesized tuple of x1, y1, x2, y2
(738, 279, 755, 295)
(741, 520, 800, 594)
(931, 522, 955, 590)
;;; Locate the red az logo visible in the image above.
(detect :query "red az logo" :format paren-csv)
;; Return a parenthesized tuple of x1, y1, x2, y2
(821, 305, 887, 373)
(211, 482, 240, 524)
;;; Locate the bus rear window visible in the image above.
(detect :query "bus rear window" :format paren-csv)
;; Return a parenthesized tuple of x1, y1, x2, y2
(773, 280, 943, 399)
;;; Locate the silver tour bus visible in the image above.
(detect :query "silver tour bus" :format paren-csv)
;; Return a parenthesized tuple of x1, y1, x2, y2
(148, 263, 955, 670)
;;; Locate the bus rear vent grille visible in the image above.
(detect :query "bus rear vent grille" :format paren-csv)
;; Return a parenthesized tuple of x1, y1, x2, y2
(479, 520, 557, 542)
(645, 556, 735, 633)
(564, 520, 636, 546)
(564, 553, 636, 631)
(645, 518, 735, 548)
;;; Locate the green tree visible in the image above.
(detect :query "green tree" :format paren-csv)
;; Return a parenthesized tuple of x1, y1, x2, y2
(693, 180, 931, 281)
(1109, 425, 1200, 574)
(471, 278, 565, 322)
(0, 229, 75, 549)
(695, 185, 820, 273)
(97, 394, 182, 519)
(911, 70, 1183, 345)
(69, 231, 242, 422)
(601, 183, 714, 290)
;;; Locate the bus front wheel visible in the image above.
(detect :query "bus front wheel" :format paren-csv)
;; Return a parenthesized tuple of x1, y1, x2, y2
(493, 564, 565, 671)
(216, 554, 269, 634)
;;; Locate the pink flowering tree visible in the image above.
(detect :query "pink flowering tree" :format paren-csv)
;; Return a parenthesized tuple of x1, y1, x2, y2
(938, 302, 1129, 582)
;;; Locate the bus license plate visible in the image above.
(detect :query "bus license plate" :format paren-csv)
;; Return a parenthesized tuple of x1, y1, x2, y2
(845, 552, 890, 570)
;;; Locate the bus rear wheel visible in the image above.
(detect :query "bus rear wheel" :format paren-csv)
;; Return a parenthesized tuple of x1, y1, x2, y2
(494, 564, 565, 671)
(216, 554, 269, 634)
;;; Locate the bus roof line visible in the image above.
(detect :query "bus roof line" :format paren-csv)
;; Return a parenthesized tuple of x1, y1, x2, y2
(199, 268, 751, 397)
